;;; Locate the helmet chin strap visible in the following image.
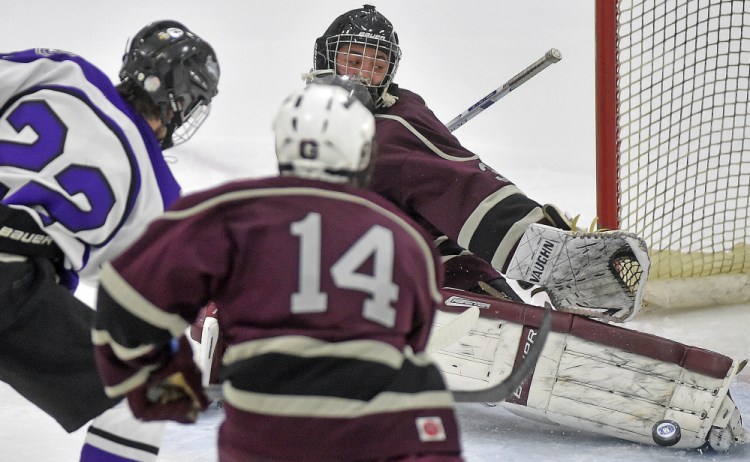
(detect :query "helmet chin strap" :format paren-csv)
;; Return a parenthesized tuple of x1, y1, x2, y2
(157, 105, 179, 150)
(159, 125, 175, 150)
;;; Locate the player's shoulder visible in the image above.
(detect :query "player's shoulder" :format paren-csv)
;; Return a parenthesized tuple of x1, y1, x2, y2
(2, 48, 101, 74)
(374, 86, 450, 141)
(1, 48, 117, 107)
(376, 86, 427, 114)
(166, 176, 416, 225)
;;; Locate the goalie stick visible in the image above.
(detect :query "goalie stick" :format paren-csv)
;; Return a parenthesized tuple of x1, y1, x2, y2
(445, 48, 562, 132)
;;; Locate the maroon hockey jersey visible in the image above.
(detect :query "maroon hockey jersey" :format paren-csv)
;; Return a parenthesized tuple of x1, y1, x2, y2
(371, 88, 550, 286)
(93, 176, 462, 461)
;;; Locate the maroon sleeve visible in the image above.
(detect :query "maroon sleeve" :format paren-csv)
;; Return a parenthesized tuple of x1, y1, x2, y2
(372, 89, 546, 270)
(109, 187, 233, 321)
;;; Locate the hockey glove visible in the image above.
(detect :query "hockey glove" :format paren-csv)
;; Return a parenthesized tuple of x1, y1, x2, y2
(0, 204, 63, 260)
(127, 336, 209, 423)
(505, 223, 650, 322)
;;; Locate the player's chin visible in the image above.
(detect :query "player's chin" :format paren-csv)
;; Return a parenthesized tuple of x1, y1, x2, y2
(154, 125, 169, 143)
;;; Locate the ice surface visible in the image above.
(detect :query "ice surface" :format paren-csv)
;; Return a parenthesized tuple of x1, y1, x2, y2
(1, 1, 748, 461)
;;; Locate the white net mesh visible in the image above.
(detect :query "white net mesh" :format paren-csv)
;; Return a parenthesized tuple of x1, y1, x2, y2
(613, 0, 750, 280)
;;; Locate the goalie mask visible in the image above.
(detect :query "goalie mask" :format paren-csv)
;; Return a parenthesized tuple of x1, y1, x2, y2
(273, 83, 376, 186)
(313, 4, 401, 108)
(120, 20, 220, 149)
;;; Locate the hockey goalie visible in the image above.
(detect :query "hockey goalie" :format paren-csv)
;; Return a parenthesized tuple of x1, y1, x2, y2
(428, 223, 747, 451)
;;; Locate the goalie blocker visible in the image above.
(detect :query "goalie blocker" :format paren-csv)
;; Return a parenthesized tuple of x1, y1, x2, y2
(433, 288, 748, 451)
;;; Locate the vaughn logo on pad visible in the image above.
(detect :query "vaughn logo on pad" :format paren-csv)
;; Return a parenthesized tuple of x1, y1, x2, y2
(506, 224, 565, 286)
(527, 238, 558, 284)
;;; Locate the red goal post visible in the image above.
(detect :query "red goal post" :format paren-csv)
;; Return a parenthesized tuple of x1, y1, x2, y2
(595, 0, 750, 310)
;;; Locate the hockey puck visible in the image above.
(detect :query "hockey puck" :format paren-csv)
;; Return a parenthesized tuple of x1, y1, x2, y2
(652, 420, 681, 446)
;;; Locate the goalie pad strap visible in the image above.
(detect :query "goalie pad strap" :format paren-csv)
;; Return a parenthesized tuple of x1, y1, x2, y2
(440, 289, 733, 379)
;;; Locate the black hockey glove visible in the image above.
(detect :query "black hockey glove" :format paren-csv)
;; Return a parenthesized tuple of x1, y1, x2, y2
(0, 204, 62, 260)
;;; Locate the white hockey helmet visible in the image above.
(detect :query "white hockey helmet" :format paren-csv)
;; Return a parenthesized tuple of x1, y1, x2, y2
(274, 83, 375, 185)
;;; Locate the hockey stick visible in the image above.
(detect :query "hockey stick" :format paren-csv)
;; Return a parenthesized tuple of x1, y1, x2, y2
(445, 48, 562, 132)
(202, 309, 481, 402)
(451, 301, 553, 403)
(426, 306, 480, 353)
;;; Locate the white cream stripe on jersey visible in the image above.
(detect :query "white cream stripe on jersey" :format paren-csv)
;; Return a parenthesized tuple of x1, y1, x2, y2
(160, 187, 443, 304)
(223, 336, 436, 369)
(491, 207, 546, 270)
(100, 362, 161, 398)
(224, 386, 454, 418)
(91, 329, 156, 362)
(456, 185, 525, 248)
(374, 114, 479, 161)
(98, 262, 189, 337)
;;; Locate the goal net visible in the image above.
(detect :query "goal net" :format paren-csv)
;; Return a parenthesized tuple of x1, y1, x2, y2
(596, 0, 750, 310)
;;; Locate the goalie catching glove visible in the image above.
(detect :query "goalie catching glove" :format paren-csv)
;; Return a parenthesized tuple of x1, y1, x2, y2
(505, 222, 649, 322)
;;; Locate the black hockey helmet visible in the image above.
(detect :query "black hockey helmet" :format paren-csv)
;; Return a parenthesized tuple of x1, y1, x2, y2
(120, 20, 220, 148)
(313, 4, 401, 108)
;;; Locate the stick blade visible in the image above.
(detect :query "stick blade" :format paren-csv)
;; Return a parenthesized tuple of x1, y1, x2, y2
(426, 307, 480, 353)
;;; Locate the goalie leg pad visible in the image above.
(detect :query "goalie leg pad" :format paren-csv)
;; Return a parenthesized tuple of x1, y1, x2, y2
(433, 289, 747, 450)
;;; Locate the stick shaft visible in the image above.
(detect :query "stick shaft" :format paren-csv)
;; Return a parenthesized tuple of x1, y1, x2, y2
(445, 49, 562, 132)
(451, 303, 552, 403)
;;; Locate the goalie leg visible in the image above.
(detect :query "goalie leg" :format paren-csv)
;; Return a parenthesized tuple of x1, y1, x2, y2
(432, 289, 748, 450)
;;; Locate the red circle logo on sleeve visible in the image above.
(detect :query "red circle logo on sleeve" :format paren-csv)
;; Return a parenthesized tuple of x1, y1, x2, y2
(415, 416, 446, 442)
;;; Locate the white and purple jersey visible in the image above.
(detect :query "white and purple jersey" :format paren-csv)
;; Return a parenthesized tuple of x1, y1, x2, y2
(0, 49, 180, 289)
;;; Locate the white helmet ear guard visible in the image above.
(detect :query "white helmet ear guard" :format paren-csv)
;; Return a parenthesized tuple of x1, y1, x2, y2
(273, 83, 376, 184)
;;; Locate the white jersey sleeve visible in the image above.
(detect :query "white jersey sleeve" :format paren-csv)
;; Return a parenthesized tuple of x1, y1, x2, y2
(0, 49, 180, 287)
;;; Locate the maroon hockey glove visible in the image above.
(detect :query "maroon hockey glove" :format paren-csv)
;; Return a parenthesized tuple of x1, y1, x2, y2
(126, 336, 209, 423)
